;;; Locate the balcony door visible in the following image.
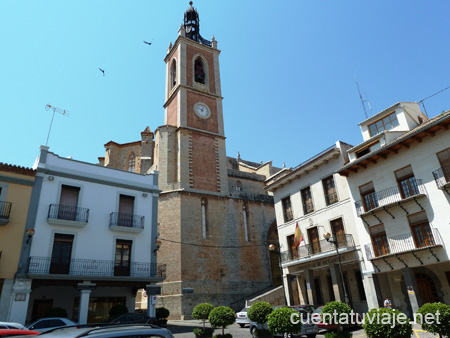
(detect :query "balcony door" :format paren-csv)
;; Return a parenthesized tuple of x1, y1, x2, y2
(408, 211, 434, 249)
(114, 239, 132, 276)
(118, 195, 135, 227)
(437, 148, 450, 182)
(49, 234, 74, 274)
(395, 166, 419, 198)
(58, 185, 80, 220)
(307, 227, 320, 254)
(330, 218, 346, 247)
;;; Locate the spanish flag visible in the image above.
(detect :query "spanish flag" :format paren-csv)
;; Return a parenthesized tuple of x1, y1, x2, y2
(294, 222, 303, 247)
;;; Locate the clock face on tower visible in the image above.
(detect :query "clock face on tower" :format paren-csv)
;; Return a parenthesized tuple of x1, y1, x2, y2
(194, 103, 211, 119)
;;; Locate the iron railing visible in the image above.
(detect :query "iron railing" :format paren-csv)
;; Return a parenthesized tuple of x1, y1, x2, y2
(109, 212, 144, 229)
(432, 165, 450, 189)
(0, 201, 12, 221)
(27, 256, 166, 278)
(48, 204, 89, 223)
(325, 192, 339, 205)
(302, 202, 314, 214)
(364, 228, 443, 260)
(280, 234, 355, 263)
(354, 179, 426, 216)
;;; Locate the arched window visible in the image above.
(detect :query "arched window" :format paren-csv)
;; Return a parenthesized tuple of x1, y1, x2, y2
(128, 153, 135, 172)
(236, 181, 243, 191)
(170, 60, 177, 89)
(194, 58, 205, 84)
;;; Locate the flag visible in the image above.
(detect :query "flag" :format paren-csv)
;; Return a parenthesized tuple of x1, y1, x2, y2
(294, 222, 303, 247)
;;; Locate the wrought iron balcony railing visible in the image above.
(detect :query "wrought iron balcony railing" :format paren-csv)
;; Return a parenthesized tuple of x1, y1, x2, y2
(432, 165, 450, 189)
(325, 192, 339, 205)
(354, 179, 426, 216)
(27, 256, 166, 278)
(303, 202, 314, 214)
(48, 204, 90, 223)
(0, 201, 12, 224)
(280, 234, 355, 263)
(109, 212, 144, 229)
(364, 228, 443, 260)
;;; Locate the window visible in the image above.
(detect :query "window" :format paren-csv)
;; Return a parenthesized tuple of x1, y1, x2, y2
(287, 234, 299, 259)
(281, 196, 293, 222)
(355, 141, 380, 159)
(170, 60, 177, 88)
(194, 58, 205, 84)
(307, 227, 320, 254)
(115, 239, 132, 276)
(369, 224, 389, 257)
(128, 153, 136, 172)
(368, 112, 399, 137)
(395, 165, 419, 198)
(235, 181, 243, 191)
(201, 199, 207, 239)
(437, 148, 450, 182)
(301, 187, 314, 214)
(49, 233, 74, 274)
(408, 211, 434, 249)
(118, 195, 135, 227)
(322, 176, 338, 205)
(359, 182, 378, 212)
(58, 185, 80, 220)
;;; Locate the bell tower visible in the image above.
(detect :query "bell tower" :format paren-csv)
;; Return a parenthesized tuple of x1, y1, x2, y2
(156, 1, 228, 194)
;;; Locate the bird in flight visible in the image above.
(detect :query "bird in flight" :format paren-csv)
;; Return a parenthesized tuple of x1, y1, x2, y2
(99, 68, 105, 76)
(143, 40, 153, 45)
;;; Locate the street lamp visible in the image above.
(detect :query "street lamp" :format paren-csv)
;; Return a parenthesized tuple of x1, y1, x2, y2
(323, 231, 350, 305)
(268, 243, 287, 305)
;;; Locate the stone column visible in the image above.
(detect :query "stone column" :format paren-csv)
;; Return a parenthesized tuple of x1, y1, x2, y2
(78, 282, 96, 324)
(305, 269, 317, 306)
(402, 268, 421, 315)
(330, 264, 344, 302)
(362, 272, 382, 309)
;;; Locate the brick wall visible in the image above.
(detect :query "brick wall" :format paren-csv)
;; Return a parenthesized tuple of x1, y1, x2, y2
(191, 132, 218, 192)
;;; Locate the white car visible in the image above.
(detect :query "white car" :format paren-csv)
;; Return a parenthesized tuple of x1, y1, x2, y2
(0, 321, 26, 330)
(236, 306, 251, 327)
(26, 317, 77, 332)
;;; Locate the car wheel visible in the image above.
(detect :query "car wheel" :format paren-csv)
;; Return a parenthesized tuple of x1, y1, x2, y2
(250, 326, 257, 338)
(239, 324, 246, 328)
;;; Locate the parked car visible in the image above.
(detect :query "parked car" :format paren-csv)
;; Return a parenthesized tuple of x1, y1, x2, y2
(26, 318, 77, 332)
(311, 306, 362, 332)
(0, 322, 26, 330)
(103, 313, 159, 326)
(249, 309, 317, 338)
(289, 305, 315, 314)
(24, 324, 174, 338)
(0, 329, 39, 337)
(236, 306, 251, 327)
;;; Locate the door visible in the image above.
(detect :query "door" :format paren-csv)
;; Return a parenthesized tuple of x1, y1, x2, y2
(412, 222, 435, 248)
(58, 185, 80, 220)
(118, 195, 135, 227)
(49, 234, 74, 274)
(331, 218, 347, 247)
(326, 275, 335, 302)
(287, 235, 299, 259)
(307, 227, 320, 254)
(31, 299, 53, 321)
(415, 273, 439, 304)
(314, 277, 324, 306)
(114, 240, 132, 276)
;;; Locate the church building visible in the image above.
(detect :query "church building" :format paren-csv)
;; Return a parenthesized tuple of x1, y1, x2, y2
(99, 2, 282, 318)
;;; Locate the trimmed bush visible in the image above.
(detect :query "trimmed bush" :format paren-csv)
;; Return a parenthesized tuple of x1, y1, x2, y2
(247, 302, 273, 328)
(44, 307, 68, 318)
(109, 304, 128, 318)
(321, 301, 352, 333)
(156, 307, 170, 320)
(193, 303, 215, 329)
(208, 306, 236, 335)
(267, 307, 302, 336)
(416, 302, 450, 338)
(194, 327, 215, 337)
(363, 308, 412, 338)
(325, 332, 352, 338)
(213, 334, 232, 338)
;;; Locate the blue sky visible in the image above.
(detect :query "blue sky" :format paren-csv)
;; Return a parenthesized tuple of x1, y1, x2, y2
(1, 1, 449, 169)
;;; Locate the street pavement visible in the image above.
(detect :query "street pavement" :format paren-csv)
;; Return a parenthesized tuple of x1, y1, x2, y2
(166, 320, 439, 338)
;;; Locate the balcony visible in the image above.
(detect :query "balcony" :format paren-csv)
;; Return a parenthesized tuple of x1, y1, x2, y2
(325, 192, 339, 206)
(27, 256, 166, 279)
(302, 202, 314, 215)
(109, 212, 144, 233)
(355, 179, 427, 217)
(0, 201, 12, 225)
(364, 228, 443, 261)
(432, 165, 450, 191)
(47, 204, 89, 227)
(280, 234, 355, 264)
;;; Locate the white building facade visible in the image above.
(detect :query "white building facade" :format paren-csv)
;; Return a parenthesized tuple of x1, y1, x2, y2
(8, 146, 162, 325)
(265, 141, 370, 313)
(338, 103, 450, 317)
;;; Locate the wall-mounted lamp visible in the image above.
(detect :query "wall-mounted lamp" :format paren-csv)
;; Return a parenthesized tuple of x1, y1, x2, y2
(143, 193, 148, 198)
(48, 176, 54, 181)
(154, 239, 162, 253)
(26, 229, 35, 243)
(323, 232, 332, 242)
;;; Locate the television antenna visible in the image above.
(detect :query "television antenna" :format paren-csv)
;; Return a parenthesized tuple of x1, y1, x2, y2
(354, 75, 372, 119)
(45, 104, 69, 146)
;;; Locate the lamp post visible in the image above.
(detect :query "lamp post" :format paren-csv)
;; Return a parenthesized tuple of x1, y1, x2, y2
(323, 231, 350, 305)
(268, 243, 287, 305)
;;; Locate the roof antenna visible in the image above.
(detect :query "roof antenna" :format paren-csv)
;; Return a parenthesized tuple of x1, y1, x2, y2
(419, 84, 450, 118)
(354, 75, 372, 119)
(44, 104, 69, 146)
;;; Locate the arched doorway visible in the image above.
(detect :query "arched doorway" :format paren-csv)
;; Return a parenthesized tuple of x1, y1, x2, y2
(415, 272, 439, 304)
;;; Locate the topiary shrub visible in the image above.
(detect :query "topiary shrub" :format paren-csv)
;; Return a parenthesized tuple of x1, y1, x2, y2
(208, 306, 236, 335)
(267, 307, 302, 336)
(321, 301, 352, 334)
(247, 302, 273, 328)
(416, 302, 450, 338)
(109, 304, 128, 318)
(325, 332, 352, 338)
(156, 307, 170, 319)
(193, 303, 215, 330)
(213, 334, 232, 338)
(44, 307, 68, 318)
(363, 308, 412, 338)
(194, 327, 215, 338)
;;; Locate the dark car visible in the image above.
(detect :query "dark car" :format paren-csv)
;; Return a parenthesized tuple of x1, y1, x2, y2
(289, 305, 315, 314)
(104, 313, 159, 326)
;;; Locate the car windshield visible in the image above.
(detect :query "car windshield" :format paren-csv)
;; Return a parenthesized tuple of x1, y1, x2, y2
(313, 307, 323, 314)
(241, 308, 249, 312)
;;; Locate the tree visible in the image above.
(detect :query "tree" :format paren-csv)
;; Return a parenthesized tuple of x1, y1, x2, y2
(267, 307, 302, 337)
(416, 302, 450, 338)
(208, 306, 236, 336)
(247, 302, 273, 329)
(321, 301, 352, 334)
(363, 308, 412, 338)
(193, 303, 215, 330)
